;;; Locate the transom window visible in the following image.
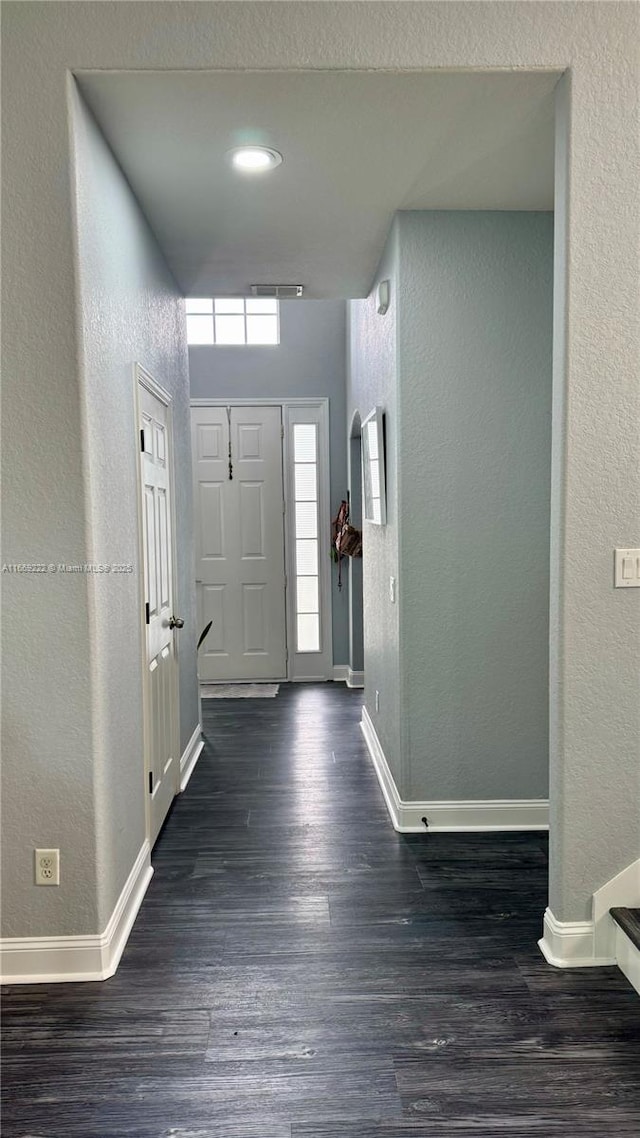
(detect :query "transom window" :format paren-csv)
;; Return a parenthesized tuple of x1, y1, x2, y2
(186, 298, 279, 346)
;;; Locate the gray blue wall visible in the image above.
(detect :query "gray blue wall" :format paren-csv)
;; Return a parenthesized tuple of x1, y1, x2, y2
(398, 211, 553, 802)
(349, 211, 553, 804)
(189, 301, 349, 665)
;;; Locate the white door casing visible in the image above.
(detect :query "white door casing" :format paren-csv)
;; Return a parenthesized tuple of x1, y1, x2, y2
(192, 404, 287, 681)
(137, 367, 180, 846)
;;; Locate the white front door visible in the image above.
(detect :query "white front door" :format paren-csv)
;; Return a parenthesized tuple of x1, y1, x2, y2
(139, 373, 180, 845)
(192, 405, 287, 682)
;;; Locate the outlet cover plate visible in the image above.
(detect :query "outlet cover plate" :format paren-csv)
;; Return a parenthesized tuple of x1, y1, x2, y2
(35, 848, 60, 886)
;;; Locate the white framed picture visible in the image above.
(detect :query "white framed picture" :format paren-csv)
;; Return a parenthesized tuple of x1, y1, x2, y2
(362, 406, 386, 526)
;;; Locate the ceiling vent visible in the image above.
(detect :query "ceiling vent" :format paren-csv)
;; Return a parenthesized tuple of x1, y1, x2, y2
(251, 284, 304, 299)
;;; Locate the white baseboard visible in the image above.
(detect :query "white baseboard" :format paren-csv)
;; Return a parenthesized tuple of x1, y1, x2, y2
(538, 906, 615, 968)
(0, 841, 153, 984)
(616, 923, 640, 995)
(347, 668, 365, 689)
(333, 665, 365, 688)
(179, 721, 204, 792)
(592, 857, 640, 959)
(361, 705, 403, 825)
(538, 859, 639, 972)
(361, 706, 549, 832)
(399, 799, 549, 831)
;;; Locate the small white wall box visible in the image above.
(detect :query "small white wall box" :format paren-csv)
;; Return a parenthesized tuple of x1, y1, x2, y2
(377, 279, 390, 315)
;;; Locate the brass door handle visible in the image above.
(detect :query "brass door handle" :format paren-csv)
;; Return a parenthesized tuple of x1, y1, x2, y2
(169, 615, 184, 630)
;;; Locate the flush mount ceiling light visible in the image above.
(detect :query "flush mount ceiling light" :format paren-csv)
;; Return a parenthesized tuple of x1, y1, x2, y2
(228, 146, 283, 173)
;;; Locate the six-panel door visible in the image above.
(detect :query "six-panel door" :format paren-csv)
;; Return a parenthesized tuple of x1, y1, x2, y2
(192, 405, 287, 682)
(140, 382, 179, 844)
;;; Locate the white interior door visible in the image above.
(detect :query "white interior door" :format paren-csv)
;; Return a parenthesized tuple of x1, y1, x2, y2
(192, 405, 287, 681)
(139, 373, 180, 845)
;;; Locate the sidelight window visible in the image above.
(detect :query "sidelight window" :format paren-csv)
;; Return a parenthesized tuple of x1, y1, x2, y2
(293, 424, 320, 652)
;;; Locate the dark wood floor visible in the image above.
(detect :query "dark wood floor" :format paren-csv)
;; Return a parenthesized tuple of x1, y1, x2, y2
(3, 683, 640, 1135)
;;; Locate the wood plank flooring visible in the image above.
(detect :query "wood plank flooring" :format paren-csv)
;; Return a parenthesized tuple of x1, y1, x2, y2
(2, 683, 640, 1135)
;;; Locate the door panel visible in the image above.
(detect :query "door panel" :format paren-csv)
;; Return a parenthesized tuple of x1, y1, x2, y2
(238, 422, 262, 459)
(201, 584, 227, 651)
(243, 583, 267, 652)
(192, 405, 287, 681)
(139, 379, 179, 845)
(240, 482, 264, 557)
(199, 483, 225, 557)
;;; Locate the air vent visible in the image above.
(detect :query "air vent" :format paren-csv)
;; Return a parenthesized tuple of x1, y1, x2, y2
(251, 284, 304, 299)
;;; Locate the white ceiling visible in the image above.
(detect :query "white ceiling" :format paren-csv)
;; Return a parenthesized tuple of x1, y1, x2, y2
(76, 69, 559, 299)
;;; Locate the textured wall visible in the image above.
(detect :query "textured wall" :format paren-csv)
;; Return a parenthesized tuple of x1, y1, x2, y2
(549, 74, 640, 920)
(71, 86, 198, 928)
(398, 211, 553, 803)
(2, 1, 638, 938)
(348, 224, 405, 792)
(189, 301, 349, 664)
(1, 77, 197, 938)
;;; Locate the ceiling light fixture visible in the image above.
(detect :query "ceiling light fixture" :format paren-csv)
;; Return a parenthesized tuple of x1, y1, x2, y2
(228, 146, 283, 173)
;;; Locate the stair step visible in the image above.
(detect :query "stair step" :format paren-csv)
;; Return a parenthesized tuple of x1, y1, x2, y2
(610, 908, 640, 996)
(610, 907, 640, 951)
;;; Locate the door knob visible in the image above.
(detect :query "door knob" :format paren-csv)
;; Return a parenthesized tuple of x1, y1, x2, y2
(169, 615, 184, 629)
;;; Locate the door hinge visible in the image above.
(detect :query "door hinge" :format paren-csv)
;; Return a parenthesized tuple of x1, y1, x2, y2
(145, 602, 150, 624)
(284, 574, 287, 589)
(281, 425, 285, 439)
(140, 428, 145, 452)
(148, 771, 153, 794)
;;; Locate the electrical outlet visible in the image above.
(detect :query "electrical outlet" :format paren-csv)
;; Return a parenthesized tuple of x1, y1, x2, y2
(35, 849, 59, 886)
(375, 690, 380, 713)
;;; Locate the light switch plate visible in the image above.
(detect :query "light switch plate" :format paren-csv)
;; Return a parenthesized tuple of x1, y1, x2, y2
(614, 548, 640, 588)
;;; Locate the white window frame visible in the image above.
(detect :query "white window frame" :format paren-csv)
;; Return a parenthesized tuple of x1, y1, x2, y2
(186, 298, 280, 346)
(190, 397, 332, 682)
(284, 401, 332, 681)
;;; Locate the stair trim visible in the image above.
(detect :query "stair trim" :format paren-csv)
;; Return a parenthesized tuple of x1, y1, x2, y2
(610, 907, 640, 951)
(592, 857, 640, 959)
(615, 922, 640, 996)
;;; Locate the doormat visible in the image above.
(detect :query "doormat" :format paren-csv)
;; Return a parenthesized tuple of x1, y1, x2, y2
(200, 683, 280, 699)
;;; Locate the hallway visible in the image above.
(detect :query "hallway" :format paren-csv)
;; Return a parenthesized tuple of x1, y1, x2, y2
(2, 684, 639, 1135)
